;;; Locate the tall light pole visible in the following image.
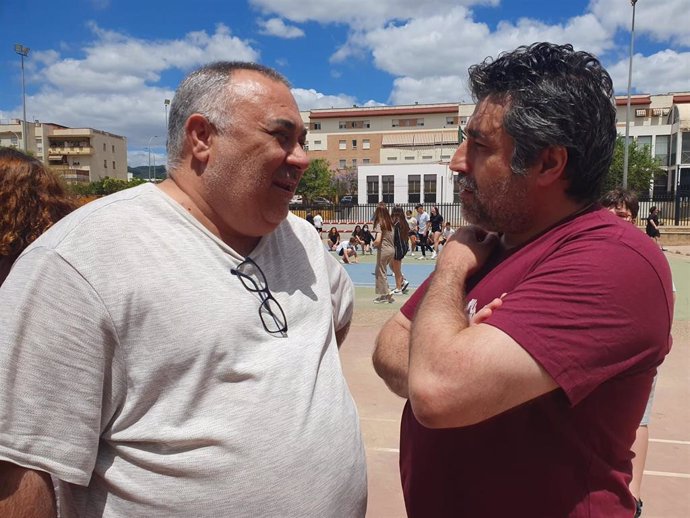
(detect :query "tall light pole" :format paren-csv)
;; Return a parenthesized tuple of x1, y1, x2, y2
(622, 0, 638, 189)
(164, 99, 170, 133)
(14, 44, 30, 152)
(147, 135, 158, 181)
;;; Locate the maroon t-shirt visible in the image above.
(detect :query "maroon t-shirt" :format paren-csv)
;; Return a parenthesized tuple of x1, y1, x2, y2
(399, 207, 673, 517)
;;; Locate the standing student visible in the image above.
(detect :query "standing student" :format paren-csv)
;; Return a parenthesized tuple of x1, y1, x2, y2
(391, 206, 411, 294)
(415, 204, 430, 259)
(373, 204, 396, 303)
(373, 43, 672, 518)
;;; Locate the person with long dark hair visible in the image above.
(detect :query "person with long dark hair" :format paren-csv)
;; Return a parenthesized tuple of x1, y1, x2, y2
(373, 205, 395, 303)
(391, 206, 410, 294)
(429, 206, 444, 259)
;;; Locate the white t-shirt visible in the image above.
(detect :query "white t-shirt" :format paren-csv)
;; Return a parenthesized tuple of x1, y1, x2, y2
(313, 214, 323, 229)
(417, 211, 430, 234)
(0, 184, 366, 518)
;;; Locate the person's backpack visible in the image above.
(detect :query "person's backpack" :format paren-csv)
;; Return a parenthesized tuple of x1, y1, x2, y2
(394, 224, 409, 260)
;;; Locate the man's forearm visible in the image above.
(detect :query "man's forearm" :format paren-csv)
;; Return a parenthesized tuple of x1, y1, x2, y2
(0, 463, 56, 518)
(373, 314, 412, 398)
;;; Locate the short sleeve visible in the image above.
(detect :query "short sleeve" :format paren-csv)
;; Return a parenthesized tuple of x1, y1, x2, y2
(325, 252, 354, 331)
(0, 248, 121, 485)
(487, 240, 672, 406)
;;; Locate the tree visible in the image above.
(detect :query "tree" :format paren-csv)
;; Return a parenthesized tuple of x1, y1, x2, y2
(603, 137, 664, 194)
(297, 158, 335, 200)
(333, 167, 358, 199)
(67, 176, 148, 196)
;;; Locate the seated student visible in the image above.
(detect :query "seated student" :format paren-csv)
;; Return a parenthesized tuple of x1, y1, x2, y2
(361, 224, 374, 254)
(438, 221, 455, 250)
(337, 237, 359, 264)
(351, 225, 365, 253)
(327, 227, 340, 251)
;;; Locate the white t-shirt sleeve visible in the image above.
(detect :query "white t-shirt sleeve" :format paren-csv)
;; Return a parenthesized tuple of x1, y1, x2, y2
(324, 252, 354, 332)
(0, 248, 121, 485)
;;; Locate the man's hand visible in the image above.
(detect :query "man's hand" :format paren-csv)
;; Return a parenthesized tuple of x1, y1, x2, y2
(435, 226, 499, 278)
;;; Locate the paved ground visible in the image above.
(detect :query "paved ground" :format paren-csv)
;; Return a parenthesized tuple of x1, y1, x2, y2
(338, 249, 690, 518)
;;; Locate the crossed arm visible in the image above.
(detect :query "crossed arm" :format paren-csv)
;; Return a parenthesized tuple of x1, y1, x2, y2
(373, 226, 558, 428)
(0, 462, 56, 518)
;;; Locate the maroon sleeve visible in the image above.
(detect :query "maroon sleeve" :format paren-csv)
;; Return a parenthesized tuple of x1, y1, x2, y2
(400, 275, 433, 321)
(487, 239, 672, 406)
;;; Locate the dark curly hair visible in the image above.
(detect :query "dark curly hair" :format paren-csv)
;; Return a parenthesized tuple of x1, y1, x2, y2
(600, 188, 639, 219)
(0, 147, 77, 257)
(468, 42, 617, 202)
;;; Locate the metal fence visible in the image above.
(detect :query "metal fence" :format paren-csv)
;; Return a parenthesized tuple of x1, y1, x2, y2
(293, 193, 690, 227)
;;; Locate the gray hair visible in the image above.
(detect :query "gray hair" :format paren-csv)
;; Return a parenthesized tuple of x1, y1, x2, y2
(166, 62, 290, 173)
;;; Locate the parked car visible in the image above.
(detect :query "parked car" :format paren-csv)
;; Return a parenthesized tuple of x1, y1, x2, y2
(290, 194, 303, 205)
(340, 195, 357, 205)
(311, 196, 333, 206)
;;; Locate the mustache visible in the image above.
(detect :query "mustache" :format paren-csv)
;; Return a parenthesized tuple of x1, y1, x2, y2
(456, 176, 477, 191)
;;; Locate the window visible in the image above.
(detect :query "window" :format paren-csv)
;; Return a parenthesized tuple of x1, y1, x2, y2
(422, 155, 433, 160)
(352, 139, 357, 149)
(112, 144, 115, 153)
(408, 175, 421, 204)
(387, 156, 398, 161)
(441, 155, 451, 160)
(453, 174, 461, 203)
(367, 176, 379, 204)
(112, 161, 116, 169)
(104, 159, 108, 168)
(309, 122, 321, 130)
(405, 156, 414, 160)
(363, 158, 370, 164)
(339, 120, 370, 129)
(446, 116, 459, 125)
(424, 174, 436, 203)
(655, 135, 670, 166)
(352, 159, 357, 166)
(314, 140, 322, 145)
(382, 175, 394, 203)
(682, 132, 690, 164)
(103, 143, 106, 151)
(392, 118, 424, 127)
(637, 136, 652, 155)
(363, 139, 370, 150)
(339, 159, 346, 168)
(339, 140, 346, 150)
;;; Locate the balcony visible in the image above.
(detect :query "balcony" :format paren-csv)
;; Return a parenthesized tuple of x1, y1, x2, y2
(52, 166, 90, 184)
(48, 145, 93, 156)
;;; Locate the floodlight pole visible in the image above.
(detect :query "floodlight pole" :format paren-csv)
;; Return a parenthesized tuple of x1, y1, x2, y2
(147, 135, 158, 181)
(14, 44, 30, 152)
(622, 0, 638, 189)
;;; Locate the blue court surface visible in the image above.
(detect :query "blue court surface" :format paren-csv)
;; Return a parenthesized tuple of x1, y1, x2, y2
(341, 261, 435, 288)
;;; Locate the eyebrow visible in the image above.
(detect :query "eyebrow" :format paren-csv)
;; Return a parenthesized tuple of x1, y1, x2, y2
(273, 118, 307, 139)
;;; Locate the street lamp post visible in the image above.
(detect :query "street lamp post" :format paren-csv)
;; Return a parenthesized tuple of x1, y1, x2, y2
(147, 135, 158, 181)
(164, 99, 170, 133)
(14, 44, 30, 152)
(622, 0, 638, 189)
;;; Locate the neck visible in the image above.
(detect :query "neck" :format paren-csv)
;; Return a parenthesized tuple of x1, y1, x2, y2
(157, 177, 260, 256)
(501, 199, 593, 249)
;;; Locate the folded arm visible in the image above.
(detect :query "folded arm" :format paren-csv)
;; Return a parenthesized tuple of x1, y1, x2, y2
(0, 462, 56, 518)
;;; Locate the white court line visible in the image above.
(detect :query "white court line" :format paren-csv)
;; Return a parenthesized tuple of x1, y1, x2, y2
(644, 470, 690, 479)
(369, 447, 400, 453)
(649, 438, 690, 445)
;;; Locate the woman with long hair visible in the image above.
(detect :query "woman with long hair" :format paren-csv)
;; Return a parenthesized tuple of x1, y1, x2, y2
(372, 205, 395, 303)
(327, 226, 340, 251)
(0, 148, 77, 285)
(390, 206, 410, 294)
(361, 224, 374, 254)
(429, 205, 444, 259)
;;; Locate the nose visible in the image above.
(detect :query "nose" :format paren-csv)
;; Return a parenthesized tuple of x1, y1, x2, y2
(449, 140, 468, 176)
(287, 143, 309, 172)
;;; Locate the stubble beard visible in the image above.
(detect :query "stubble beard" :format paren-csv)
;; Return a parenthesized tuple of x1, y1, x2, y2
(460, 174, 530, 234)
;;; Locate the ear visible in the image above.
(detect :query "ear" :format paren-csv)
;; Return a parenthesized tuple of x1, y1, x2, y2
(185, 114, 214, 164)
(534, 146, 568, 187)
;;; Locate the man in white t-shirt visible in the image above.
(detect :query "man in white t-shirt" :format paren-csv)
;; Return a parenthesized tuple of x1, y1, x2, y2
(415, 204, 431, 259)
(0, 62, 366, 518)
(337, 236, 359, 264)
(313, 212, 323, 235)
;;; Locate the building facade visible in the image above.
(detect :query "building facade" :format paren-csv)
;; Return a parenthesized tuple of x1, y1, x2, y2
(0, 120, 127, 183)
(304, 93, 690, 205)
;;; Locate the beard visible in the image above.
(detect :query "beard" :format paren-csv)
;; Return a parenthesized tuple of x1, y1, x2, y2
(458, 173, 531, 234)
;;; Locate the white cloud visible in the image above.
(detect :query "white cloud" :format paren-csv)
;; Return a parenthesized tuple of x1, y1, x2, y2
(257, 18, 305, 38)
(16, 23, 260, 158)
(389, 75, 471, 105)
(607, 49, 690, 95)
(291, 88, 359, 110)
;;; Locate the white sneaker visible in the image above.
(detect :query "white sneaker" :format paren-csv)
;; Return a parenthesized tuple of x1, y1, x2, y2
(431, 251, 437, 259)
(391, 289, 403, 295)
(417, 256, 426, 260)
(373, 296, 387, 304)
(401, 280, 410, 293)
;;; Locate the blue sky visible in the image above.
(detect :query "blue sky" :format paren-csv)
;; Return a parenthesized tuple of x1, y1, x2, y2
(1, 0, 688, 167)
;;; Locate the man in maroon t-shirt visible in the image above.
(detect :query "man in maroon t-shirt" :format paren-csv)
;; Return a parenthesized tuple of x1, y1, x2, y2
(373, 43, 674, 518)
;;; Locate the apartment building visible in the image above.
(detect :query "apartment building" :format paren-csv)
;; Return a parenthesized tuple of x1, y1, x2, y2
(0, 120, 127, 183)
(615, 92, 690, 194)
(305, 93, 690, 205)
